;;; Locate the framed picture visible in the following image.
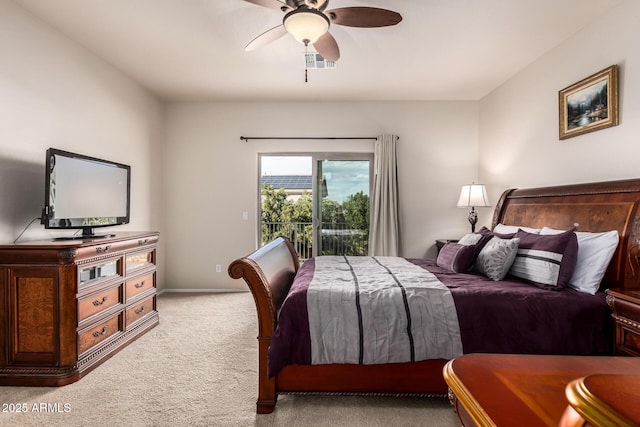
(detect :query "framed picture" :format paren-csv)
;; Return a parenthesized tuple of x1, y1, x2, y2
(559, 65, 619, 140)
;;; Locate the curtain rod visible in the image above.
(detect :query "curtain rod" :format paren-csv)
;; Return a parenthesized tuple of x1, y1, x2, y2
(240, 136, 383, 142)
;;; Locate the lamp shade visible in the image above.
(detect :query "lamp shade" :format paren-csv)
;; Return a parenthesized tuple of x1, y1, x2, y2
(457, 184, 490, 208)
(283, 9, 330, 45)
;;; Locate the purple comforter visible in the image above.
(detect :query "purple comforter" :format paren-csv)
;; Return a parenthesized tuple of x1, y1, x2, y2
(268, 258, 611, 377)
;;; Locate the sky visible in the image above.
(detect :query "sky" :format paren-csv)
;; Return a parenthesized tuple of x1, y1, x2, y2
(261, 156, 311, 175)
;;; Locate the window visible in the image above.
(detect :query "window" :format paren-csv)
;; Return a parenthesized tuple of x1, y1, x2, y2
(259, 153, 373, 260)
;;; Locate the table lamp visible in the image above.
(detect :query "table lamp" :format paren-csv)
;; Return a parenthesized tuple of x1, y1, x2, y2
(457, 184, 490, 232)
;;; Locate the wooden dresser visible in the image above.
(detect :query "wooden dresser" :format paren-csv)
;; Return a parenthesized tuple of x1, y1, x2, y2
(0, 231, 159, 386)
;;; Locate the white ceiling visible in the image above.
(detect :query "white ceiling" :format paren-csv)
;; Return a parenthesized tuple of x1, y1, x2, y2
(15, 0, 623, 102)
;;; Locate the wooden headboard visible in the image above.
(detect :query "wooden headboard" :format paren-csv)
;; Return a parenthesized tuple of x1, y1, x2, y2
(492, 178, 640, 291)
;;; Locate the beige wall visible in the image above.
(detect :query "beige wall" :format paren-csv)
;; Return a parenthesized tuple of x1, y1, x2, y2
(479, 0, 640, 206)
(164, 101, 479, 290)
(0, 1, 165, 287)
(7, 0, 634, 293)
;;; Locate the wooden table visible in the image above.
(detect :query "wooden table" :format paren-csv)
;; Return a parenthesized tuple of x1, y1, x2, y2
(443, 353, 640, 427)
(562, 374, 640, 427)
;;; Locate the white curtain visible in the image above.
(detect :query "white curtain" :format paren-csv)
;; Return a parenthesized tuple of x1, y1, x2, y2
(368, 134, 400, 256)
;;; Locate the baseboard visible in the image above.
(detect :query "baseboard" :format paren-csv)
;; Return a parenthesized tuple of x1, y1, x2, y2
(157, 288, 247, 295)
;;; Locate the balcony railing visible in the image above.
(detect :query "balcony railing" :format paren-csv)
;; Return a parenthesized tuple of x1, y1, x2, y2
(261, 221, 369, 261)
(261, 221, 313, 261)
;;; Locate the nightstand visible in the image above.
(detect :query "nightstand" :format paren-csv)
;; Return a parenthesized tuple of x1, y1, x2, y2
(435, 239, 458, 255)
(606, 288, 640, 356)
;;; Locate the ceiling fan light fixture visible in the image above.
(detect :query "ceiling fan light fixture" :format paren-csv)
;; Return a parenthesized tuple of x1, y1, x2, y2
(283, 8, 330, 45)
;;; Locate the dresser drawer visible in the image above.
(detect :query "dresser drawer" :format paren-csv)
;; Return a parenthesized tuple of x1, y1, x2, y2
(126, 296, 155, 328)
(126, 249, 155, 274)
(78, 284, 122, 322)
(78, 257, 122, 290)
(611, 297, 640, 322)
(125, 272, 154, 301)
(617, 324, 640, 356)
(78, 313, 122, 355)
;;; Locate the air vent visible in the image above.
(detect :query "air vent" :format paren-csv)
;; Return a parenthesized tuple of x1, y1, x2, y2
(305, 53, 337, 69)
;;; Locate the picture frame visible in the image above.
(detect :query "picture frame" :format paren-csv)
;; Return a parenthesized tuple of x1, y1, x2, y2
(558, 65, 619, 140)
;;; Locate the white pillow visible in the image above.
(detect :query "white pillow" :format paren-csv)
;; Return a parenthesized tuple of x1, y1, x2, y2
(493, 223, 541, 235)
(540, 227, 619, 294)
(458, 233, 483, 246)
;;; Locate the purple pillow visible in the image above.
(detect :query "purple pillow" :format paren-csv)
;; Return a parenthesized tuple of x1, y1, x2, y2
(437, 243, 477, 273)
(478, 225, 515, 239)
(509, 228, 578, 289)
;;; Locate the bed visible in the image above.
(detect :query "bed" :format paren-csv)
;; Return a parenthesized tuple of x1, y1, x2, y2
(229, 178, 640, 414)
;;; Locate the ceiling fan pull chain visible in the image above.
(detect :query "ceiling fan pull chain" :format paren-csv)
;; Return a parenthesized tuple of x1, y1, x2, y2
(304, 42, 309, 83)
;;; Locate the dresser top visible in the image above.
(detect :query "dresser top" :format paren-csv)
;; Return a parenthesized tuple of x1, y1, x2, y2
(1, 231, 159, 249)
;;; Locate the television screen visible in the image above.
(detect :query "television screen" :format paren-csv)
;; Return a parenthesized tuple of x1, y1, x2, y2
(43, 148, 130, 238)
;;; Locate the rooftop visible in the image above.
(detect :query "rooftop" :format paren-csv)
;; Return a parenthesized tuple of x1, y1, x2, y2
(261, 175, 312, 190)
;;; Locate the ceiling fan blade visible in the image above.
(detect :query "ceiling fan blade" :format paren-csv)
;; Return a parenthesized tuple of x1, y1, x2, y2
(243, 0, 291, 11)
(326, 7, 402, 28)
(245, 25, 288, 51)
(313, 32, 340, 62)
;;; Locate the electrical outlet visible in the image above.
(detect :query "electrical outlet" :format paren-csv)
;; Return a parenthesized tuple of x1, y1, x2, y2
(242, 211, 248, 220)
(215, 264, 222, 273)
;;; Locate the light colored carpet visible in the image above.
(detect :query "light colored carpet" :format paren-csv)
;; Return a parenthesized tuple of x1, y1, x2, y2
(0, 292, 460, 427)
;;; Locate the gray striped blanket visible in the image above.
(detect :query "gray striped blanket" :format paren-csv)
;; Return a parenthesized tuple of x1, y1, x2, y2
(307, 256, 463, 365)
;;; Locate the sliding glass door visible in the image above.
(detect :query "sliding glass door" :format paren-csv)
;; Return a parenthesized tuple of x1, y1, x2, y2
(260, 153, 372, 260)
(314, 157, 372, 257)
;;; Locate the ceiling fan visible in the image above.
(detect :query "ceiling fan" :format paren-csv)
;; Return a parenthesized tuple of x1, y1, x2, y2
(243, 0, 402, 62)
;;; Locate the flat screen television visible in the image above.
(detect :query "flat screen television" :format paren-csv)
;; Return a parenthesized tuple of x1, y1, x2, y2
(41, 148, 131, 239)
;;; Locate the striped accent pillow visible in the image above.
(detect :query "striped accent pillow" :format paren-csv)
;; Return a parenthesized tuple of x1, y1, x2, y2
(509, 228, 578, 289)
(436, 243, 477, 272)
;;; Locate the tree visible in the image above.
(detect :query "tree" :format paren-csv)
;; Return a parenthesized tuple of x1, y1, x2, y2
(261, 185, 370, 257)
(283, 191, 312, 223)
(343, 191, 370, 255)
(261, 184, 290, 244)
(261, 184, 288, 224)
(261, 186, 313, 255)
(321, 199, 345, 225)
(282, 191, 313, 254)
(343, 191, 370, 231)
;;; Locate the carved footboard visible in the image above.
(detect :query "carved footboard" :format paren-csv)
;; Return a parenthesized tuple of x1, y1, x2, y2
(228, 237, 299, 413)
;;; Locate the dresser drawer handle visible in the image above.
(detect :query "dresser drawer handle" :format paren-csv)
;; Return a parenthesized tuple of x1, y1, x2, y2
(92, 296, 109, 306)
(134, 280, 145, 289)
(138, 239, 148, 245)
(92, 325, 109, 337)
(134, 305, 145, 315)
(95, 245, 111, 253)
